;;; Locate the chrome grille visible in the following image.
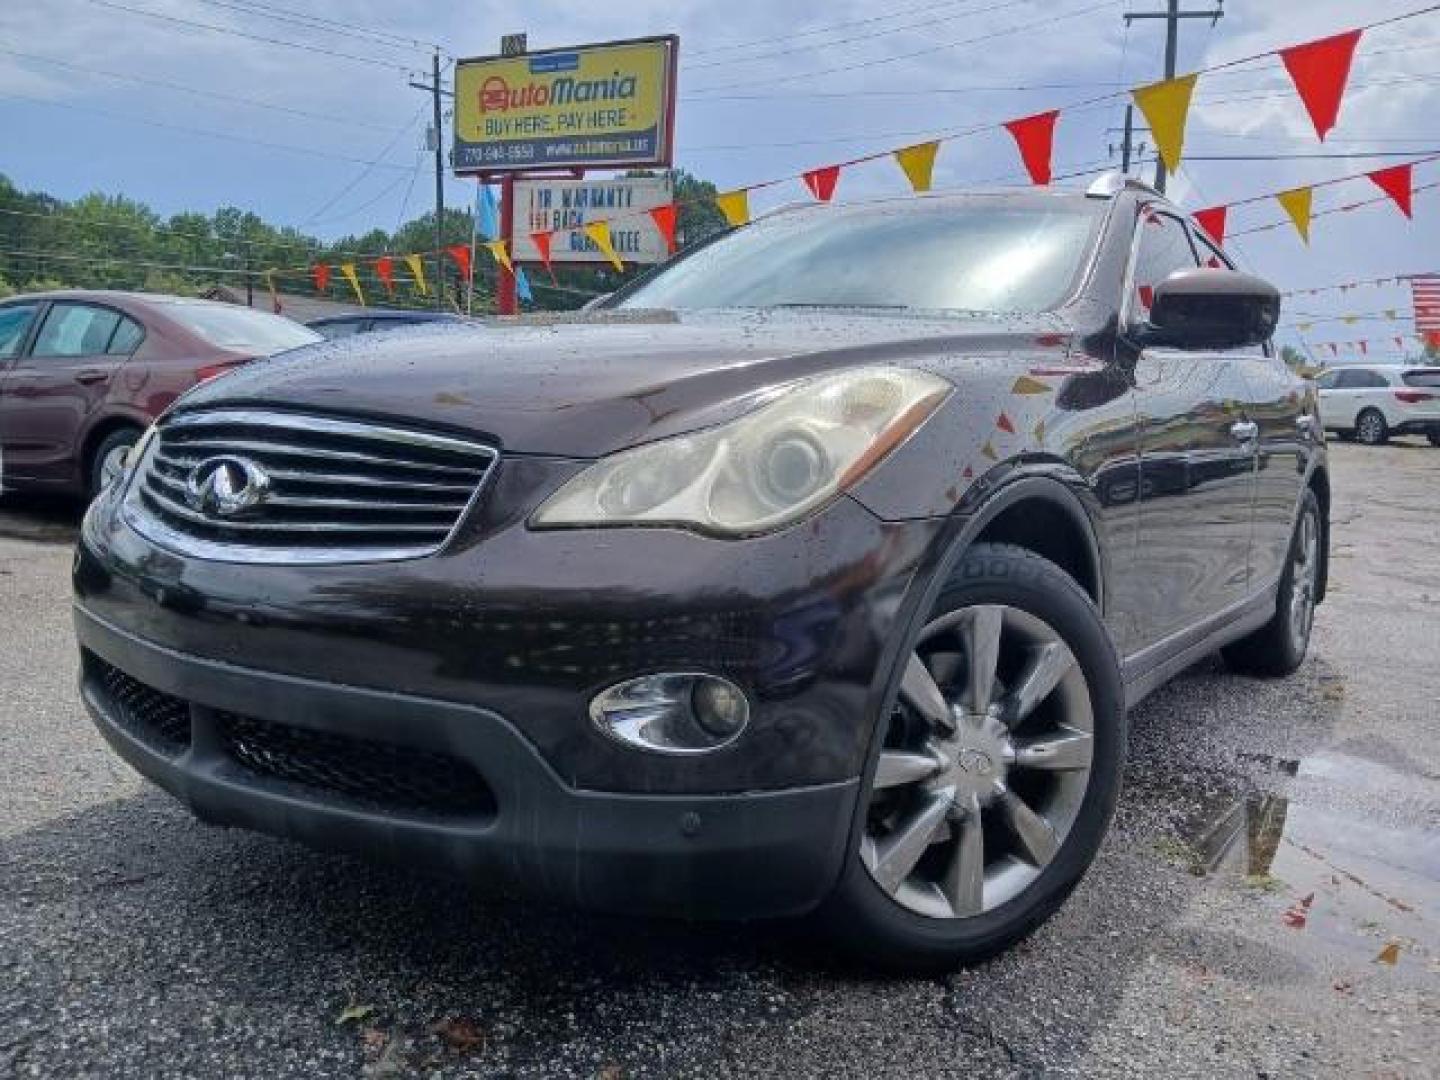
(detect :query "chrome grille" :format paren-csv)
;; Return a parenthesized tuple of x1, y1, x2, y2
(125, 409, 495, 563)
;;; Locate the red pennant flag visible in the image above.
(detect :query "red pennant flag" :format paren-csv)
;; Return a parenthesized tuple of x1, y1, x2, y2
(996, 412, 1015, 434)
(802, 165, 841, 202)
(1193, 205, 1228, 246)
(1004, 110, 1060, 185)
(310, 263, 331, 293)
(1367, 164, 1413, 218)
(1279, 29, 1362, 141)
(1427, 330, 1440, 349)
(374, 255, 395, 296)
(649, 204, 678, 254)
(530, 231, 556, 280)
(446, 244, 472, 281)
(1395, 336, 1404, 349)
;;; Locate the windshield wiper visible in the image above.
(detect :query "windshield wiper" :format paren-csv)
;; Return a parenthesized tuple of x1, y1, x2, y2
(767, 302, 908, 311)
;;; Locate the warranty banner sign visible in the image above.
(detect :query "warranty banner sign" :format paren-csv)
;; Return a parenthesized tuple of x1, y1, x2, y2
(454, 36, 678, 174)
(512, 176, 674, 264)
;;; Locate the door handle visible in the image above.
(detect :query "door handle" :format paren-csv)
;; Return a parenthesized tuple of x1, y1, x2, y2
(73, 369, 108, 385)
(1230, 420, 1259, 444)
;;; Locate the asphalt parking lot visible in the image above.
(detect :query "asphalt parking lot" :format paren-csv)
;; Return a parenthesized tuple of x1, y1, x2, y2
(1, 440, 1436, 1079)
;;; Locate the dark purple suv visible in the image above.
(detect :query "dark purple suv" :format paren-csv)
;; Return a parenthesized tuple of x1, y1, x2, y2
(72, 177, 1329, 970)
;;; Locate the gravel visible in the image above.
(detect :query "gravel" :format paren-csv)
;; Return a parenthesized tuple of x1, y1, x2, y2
(1, 440, 1436, 1078)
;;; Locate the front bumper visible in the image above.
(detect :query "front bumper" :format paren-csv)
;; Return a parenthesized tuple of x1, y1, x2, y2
(75, 605, 859, 918)
(74, 461, 948, 915)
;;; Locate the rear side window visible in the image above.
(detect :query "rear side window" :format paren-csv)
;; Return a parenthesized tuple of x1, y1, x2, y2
(0, 303, 39, 359)
(1335, 369, 1389, 389)
(1402, 369, 1440, 388)
(1315, 370, 1339, 389)
(1130, 209, 1200, 316)
(107, 315, 145, 355)
(32, 303, 122, 358)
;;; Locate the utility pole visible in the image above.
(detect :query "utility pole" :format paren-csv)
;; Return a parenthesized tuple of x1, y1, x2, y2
(410, 49, 452, 311)
(1124, 0, 1223, 193)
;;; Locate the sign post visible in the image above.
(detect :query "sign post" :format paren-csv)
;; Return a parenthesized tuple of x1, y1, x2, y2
(454, 35, 678, 315)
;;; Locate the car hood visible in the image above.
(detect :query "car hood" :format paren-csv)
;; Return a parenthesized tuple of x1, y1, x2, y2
(173, 308, 1077, 457)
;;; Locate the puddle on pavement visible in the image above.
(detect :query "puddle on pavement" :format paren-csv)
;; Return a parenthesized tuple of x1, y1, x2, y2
(1174, 753, 1439, 967)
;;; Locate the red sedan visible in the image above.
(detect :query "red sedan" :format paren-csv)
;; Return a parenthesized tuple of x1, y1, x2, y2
(0, 290, 320, 498)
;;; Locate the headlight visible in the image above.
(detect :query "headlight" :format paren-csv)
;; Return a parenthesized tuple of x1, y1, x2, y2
(532, 366, 950, 536)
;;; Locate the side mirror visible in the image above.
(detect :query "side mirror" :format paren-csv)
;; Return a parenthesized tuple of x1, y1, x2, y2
(1138, 268, 1280, 351)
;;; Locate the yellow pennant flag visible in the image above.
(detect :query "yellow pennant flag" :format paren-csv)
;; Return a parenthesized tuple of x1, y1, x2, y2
(1297, 322, 1313, 332)
(1275, 187, 1314, 244)
(484, 239, 512, 274)
(583, 220, 624, 271)
(339, 262, 365, 306)
(263, 269, 279, 312)
(893, 141, 939, 193)
(714, 189, 750, 227)
(1132, 73, 1198, 173)
(403, 252, 429, 296)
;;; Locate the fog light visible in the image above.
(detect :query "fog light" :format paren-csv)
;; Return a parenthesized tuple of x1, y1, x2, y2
(590, 673, 750, 755)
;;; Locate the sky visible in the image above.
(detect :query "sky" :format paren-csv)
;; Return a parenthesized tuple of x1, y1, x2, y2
(0, 0, 1437, 361)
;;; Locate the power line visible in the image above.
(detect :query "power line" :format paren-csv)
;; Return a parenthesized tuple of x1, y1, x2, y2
(299, 105, 427, 227)
(687, 0, 1045, 70)
(686, 0, 1122, 93)
(185, 0, 437, 54)
(0, 43, 402, 132)
(689, 0, 1018, 57)
(0, 90, 416, 172)
(81, 0, 412, 71)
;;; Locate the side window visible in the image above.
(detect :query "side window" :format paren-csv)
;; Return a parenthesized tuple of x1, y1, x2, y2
(1336, 369, 1386, 389)
(0, 303, 40, 359)
(107, 315, 145, 356)
(31, 303, 122, 358)
(1315, 370, 1339, 390)
(1130, 209, 1200, 318)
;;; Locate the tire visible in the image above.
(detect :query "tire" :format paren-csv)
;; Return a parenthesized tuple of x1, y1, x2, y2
(1222, 488, 1322, 678)
(88, 426, 142, 500)
(1355, 408, 1388, 446)
(1428, 431, 1440, 448)
(818, 542, 1126, 973)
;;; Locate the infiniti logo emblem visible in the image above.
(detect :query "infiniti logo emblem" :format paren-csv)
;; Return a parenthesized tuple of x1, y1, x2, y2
(956, 749, 994, 775)
(184, 455, 271, 518)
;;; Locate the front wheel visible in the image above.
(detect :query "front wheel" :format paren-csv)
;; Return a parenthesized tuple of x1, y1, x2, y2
(1355, 408, 1388, 446)
(819, 543, 1126, 972)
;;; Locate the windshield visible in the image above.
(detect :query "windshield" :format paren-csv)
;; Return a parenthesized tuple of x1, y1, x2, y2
(616, 197, 1103, 314)
(158, 301, 322, 355)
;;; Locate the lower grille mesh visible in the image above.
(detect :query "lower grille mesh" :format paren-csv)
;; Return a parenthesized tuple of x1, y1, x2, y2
(92, 657, 192, 753)
(217, 712, 494, 819)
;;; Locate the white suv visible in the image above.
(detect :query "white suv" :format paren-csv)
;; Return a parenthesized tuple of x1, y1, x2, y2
(1316, 365, 1440, 446)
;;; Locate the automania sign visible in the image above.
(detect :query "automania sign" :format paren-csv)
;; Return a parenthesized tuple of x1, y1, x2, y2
(454, 36, 678, 174)
(511, 176, 674, 264)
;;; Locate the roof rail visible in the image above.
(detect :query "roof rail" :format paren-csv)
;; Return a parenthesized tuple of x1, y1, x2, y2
(1086, 171, 1163, 199)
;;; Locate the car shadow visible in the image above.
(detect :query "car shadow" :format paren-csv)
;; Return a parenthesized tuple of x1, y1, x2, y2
(0, 490, 83, 544)
(2, 646, 1346, 1076)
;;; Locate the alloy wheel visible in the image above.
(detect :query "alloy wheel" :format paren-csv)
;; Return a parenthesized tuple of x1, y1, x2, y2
(99, 442, 133, 491)
(861, 604, 1094, 919)
(1289, 508, 1319, 651)
(1357, 412, 1385, 445)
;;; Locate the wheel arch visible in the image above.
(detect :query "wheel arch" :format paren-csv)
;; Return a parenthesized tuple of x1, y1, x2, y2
(832, 474, 1110, 889)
